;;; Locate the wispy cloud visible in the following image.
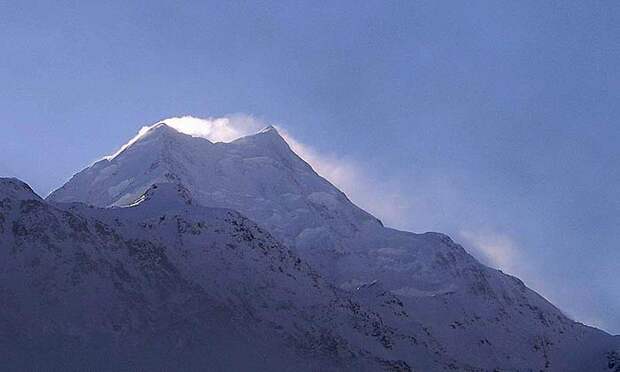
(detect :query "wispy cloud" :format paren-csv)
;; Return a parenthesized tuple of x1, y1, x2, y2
(107, 114, 264, 159)
(276, 127, 412, 227)
(458, 229, 521, 274)
(162, 114, 265, 143)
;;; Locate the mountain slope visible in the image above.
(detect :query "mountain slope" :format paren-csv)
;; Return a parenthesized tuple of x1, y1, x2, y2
(3, 178, 429, 371)
(47, 122, 619, 371)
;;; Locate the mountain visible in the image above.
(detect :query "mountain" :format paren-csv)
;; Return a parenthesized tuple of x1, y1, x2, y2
(41, 121, 620, 370)
(48, 123, 381, 262)
(3, 178, 433, 371)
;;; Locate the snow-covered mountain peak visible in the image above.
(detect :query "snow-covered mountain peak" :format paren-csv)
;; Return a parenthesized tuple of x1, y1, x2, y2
(258, 124, 279, 135)
(12, 114, 620, 370)
(48, 118, 379, 237)
(107, 120, 289, 163)
(109, 121, 212, 160)
(145, 121, 184, 137)
(0, 177, 41, 201)
(231, 124, 290, 152)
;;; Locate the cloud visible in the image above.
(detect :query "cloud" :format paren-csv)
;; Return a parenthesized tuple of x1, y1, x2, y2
(162, 114, 265, 143)
(107, 115, 265, 160)
(276, 127, 413, 228)
(458, 229, 521, 274)
(576, 316, 607, 331)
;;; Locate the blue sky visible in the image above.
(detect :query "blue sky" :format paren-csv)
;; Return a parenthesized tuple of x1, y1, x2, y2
(1, 1, 618, 333)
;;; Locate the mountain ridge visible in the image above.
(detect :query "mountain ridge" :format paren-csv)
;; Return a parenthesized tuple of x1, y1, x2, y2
(7, 121, 620, 370)
(3, 177, 427, 371)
